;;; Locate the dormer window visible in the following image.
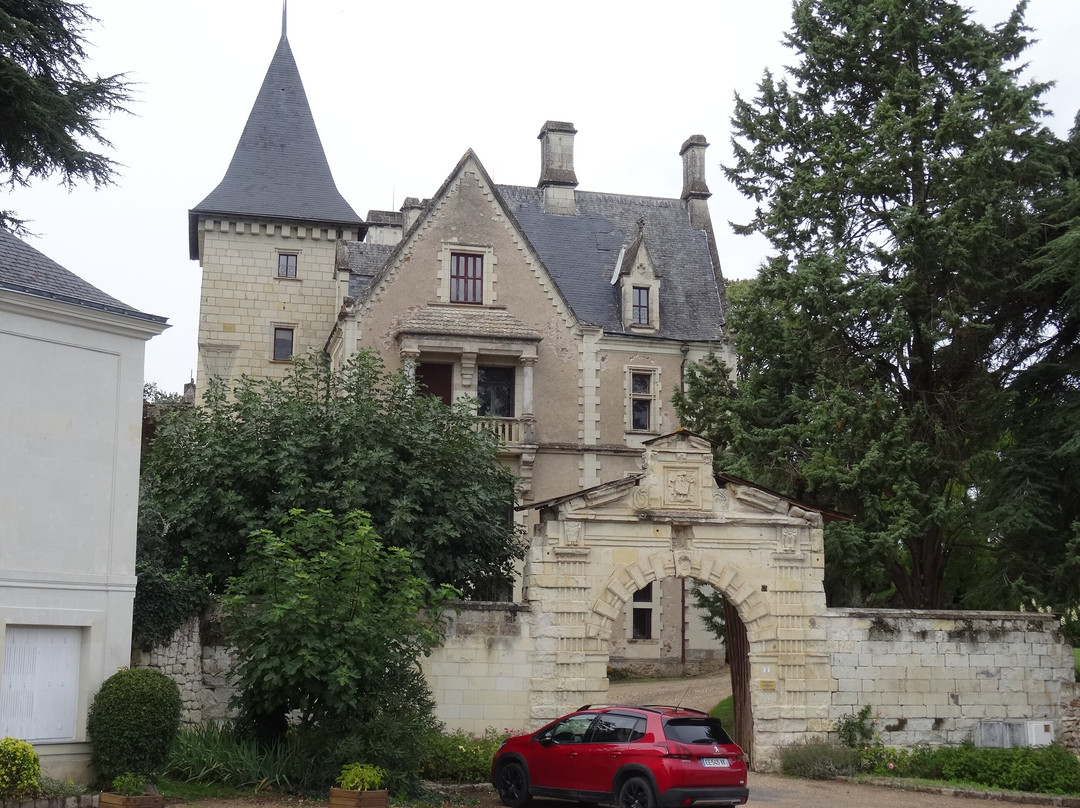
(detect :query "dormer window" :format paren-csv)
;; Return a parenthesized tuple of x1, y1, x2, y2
(451, 253, 483, 304)
(632, 287, 650, 325)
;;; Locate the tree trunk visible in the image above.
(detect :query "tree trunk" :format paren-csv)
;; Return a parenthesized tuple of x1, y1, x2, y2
(722, 596, 754, 769)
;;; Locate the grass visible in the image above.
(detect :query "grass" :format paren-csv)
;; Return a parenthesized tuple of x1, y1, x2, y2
(156, 778, 258, 801)
(710, 695, 735, 730)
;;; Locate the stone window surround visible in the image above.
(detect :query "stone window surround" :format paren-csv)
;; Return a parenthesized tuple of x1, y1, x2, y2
(436, 243, 496, 305)
(625, 365, 661, 434)
(271, 323, 296, 362)
(619, 263, 660, 333)
(276, 249, 301, 280)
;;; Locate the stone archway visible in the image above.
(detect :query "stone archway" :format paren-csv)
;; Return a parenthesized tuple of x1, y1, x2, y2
(523, 430, 833, 768)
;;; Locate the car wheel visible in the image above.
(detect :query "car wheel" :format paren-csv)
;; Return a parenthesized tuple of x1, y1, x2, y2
(618, 776, 655, 808)
(495, 761, 531, 808)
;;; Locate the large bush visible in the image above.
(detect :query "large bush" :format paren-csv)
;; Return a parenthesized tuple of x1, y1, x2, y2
(87, 668, 182, 783)
(0, 737, 41, 799)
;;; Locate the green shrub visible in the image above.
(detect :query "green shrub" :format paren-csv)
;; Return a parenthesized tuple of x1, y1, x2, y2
(834, 705, 878, 748)
(87, 668, 183, 783)
(131, 559, 210, 652)
(164, 722, 305, 790)
(0, 737, 41, 799)
(337, 763, 387, 790)
(111, 773, 145, 796)
(867, 742, 1080, 795)
(778, 739, 860, 779)
(418, 729, 507, 783)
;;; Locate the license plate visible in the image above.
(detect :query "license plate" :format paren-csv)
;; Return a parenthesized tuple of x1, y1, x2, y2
(701, 758, 730, 768)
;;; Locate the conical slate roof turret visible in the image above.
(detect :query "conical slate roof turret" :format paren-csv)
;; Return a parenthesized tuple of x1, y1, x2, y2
(188, 28, 362, 259)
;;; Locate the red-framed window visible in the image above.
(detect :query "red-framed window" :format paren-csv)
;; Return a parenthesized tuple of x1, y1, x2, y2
(451, 253, 483, 304)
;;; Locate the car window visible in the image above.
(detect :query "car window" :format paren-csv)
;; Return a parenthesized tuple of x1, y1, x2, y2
(662, 717, 735, 745)
(586, 712, 646, 743)
(545, 714, 595, 744)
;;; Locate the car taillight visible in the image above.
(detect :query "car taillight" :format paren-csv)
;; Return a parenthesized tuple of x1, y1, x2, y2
(658, 743, 694, 760)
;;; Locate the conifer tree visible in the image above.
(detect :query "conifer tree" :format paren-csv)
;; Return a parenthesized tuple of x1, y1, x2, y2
(678, 0, 1073, 608)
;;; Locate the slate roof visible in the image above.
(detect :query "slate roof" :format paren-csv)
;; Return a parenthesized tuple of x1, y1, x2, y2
(0, 229, 166, 324)
(497, 185, 726, 342)
(343, 241, 396, 300)
(188, 33, 362, 259)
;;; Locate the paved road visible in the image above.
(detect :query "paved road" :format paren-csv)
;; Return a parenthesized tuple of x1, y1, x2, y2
(746, 772, 1052, 806)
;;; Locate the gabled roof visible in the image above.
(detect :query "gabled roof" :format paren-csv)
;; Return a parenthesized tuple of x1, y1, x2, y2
(188, 32, 362, 259)
(495, 186, 724, 342)
(0, 229, 166, 324)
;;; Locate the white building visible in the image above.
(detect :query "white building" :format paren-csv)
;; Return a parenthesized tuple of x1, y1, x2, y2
(0, 230, 167, 780)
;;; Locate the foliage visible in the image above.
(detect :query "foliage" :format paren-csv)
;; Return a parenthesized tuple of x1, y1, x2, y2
(164, 722, 305, 792)
(689, 583, 725, 643)
(866, 742, 1080, 795)
(109, 773, 145, 796)
(304, 661, 442, 794)
(223, 509, 455, 749)
(834, 705, 879, 748)
(709, 696, 735, 732)
(777, 739, 860, 779)
(418, 729, 508, 784)
(336, 763, 387, 791)
(131, 558, 210, 651)
(141, 352, 524, 597)
(0, 0, 131, 234)
(86, 668, 182, 783)
(677, 0, 1078, 609)
(1075, 647, 1079, 683)
(0, 736, 41, 799)
(37, 776, 89, 798)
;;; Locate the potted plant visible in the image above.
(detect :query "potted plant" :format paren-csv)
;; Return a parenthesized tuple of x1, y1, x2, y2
(98, 773, 165, 808)
(329, 763, 388, 808)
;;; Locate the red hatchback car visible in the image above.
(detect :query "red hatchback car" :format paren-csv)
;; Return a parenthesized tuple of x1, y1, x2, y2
(491, 704, 749, 808)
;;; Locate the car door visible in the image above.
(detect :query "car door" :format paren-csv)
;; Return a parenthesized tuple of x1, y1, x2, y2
(525, 713, 597, 793)
(580, 710, 648, 794)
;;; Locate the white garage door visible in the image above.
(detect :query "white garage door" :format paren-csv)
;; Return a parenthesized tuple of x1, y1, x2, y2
(0, 626, 81, 741)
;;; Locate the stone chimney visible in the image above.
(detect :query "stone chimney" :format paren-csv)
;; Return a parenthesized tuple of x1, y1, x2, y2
(538, 121, 578, 215)
(401, 197, 425, 233)
(680, 135, 711, 231)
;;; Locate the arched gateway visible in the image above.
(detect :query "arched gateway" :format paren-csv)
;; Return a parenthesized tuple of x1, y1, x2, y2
(520, 430, 833, 767)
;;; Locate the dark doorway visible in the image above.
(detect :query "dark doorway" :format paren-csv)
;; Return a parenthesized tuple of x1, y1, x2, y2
(416, 363, 453, 406)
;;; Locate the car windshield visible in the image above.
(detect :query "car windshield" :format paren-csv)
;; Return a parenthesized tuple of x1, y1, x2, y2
(662, 717, 735, 745)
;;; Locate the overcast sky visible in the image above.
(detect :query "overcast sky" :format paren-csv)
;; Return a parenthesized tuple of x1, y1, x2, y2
(6, 0, 1079, 393)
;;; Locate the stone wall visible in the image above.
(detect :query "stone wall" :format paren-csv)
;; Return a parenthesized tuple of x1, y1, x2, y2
(420, 602, 535, 734)
(130, 613, 234, 725)
(134, 604, 1079, 763)
(823, 609, 1075, 749)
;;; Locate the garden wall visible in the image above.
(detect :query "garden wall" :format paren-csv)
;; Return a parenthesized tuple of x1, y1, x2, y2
(823, 609, 1076, 748)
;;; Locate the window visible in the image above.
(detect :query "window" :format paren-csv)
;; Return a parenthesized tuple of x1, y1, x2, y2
(273, 327, 294, 361)
(277, 253, 298, 278)
(632, 583, 653, 639)
(630, 371, 655, 431)
(451, 253, 483, 304)
(477, 366, 514, 417)
(0, 626, 81, 741)
(632, 286, 650, 324)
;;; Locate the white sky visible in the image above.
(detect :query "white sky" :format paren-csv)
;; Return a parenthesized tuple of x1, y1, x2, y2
(5, 0, 1078, 393)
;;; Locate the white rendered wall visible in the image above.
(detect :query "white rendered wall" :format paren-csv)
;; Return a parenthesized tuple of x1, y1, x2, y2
(0, 291, 163, 781)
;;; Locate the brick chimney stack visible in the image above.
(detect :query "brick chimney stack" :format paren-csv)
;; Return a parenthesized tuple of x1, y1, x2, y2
(538, 121, 578, 215)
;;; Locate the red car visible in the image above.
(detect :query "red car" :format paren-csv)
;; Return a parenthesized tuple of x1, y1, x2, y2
(491, 704, 749, 808)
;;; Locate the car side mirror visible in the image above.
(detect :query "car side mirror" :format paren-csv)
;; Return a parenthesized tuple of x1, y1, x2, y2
(538, 732, 555, 746)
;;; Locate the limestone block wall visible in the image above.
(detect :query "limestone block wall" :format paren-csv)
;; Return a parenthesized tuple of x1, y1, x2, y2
(195, 218, 353, 389)
(823, 609, 1075, 747)
(421, 602, 535, 734)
